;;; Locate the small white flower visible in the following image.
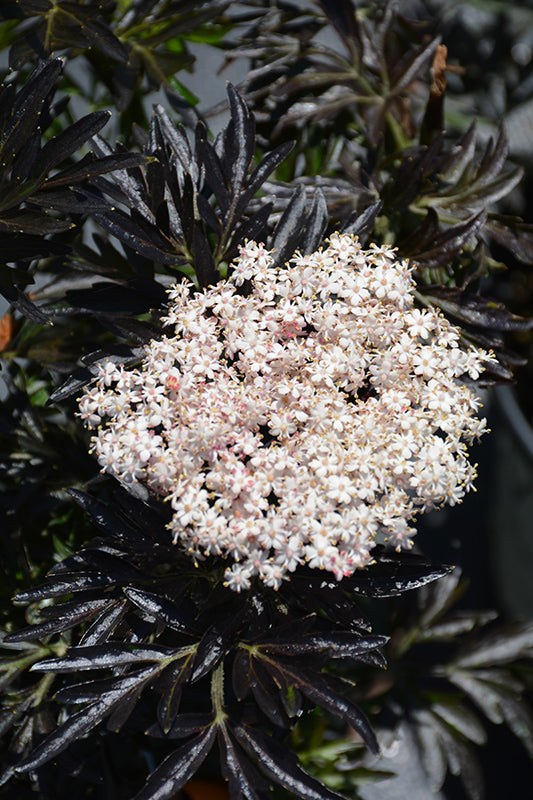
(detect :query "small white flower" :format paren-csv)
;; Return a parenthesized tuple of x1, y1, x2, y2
(78, 234, 490, 591)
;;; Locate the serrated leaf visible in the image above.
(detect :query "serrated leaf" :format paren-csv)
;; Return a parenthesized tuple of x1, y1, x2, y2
(124, 587, 195, 635)
(31, 110, 111, 177)
(341, 200, 382, 240)
(79, 599, 129, 646)
(148, 712, 214, 740)
(91, 209, 182, 267)
(64, 489, 154, 552)
(45, 152, 147, 188)
(233, 723, 348, 800)
(417, 568, 464, 628)
(4, 597, 111, 642)
(259, 632, 387, 660)
(448, 671, 507, 725)
(0, 211, 72, 235)
(411, 718, 447, 792)
(190, 617, 239, 683)
(300, 188, 328, 255)
(15, 696, 122, 772)
(219, 727, 266, 800)
(346, 549, 453, 598)
(420, 287, 533, 333)
(131, 727, 216, 800)
(246, 141, 294, 200)
(196, 123, 229, 214)
(54, 665, 157, 705)
(156, 656, 195, 734)
(418, 610, 497, 642)
(224, 83, 256, 193)
(232, 648, 252, 702)
(292, 669, 378, 754)
(249, 658, 291, 727)
(14, 573, 117, 602)
(0, 58, 63, 172)
(453, 621, 533, 668)
(390, 36, 440, 95)
(412, 211, 487, 269)
(270, 185, 308, 268)
(432, 701, 487, 745)
(31, 643, 177, 672)
(192, 227, 217, 287)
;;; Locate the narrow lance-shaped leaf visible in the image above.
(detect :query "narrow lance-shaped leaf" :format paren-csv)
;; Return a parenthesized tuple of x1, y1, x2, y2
(288, 668, 378, 754)
(54, 665, 158, 705)
(271, 184, 308, 268)
(224, 83, 256, 193)
(218, 727, 265, 800)
(156, 655, 195, 734)
(30, 110, 111, 177)
(341, 200, 382, 240)
(124, 587, 196, 635)
(30, 643, 178, 672)
(300, 188, 328, 255)
(131, 727, 216, 800)
(232, 723, 349, 800)
(4, 598, 111, 643)
(15, 697, 124, 773)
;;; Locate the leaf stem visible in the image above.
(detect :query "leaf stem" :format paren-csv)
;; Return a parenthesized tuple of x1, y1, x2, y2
(211, 662, 226, 725)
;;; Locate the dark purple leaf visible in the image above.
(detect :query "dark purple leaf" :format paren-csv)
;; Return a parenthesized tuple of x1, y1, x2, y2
(31, 110, 111, 177)
(64, 489, 154, 551)
(227, 203, 273, 262)
(45, 152, 147, 188)
(0, 58, 63, 171)
(412, 211, 487, 269)
(190, 623, 232, 684)
(420, 287, 533, 333)
(131, 727, 216, 800)
(341, 200, 382, 240)
(0, 211, 72, 235)
(0, 284, 50, 323)
(270, 184, 308, 268)
(196, 193, 222, 235)
(265, 661, 378, 754)
(390, 37, 440, 95)
(218, 727, 265, 800)
(300, 188, 328, 255)
(148, 713, 214, 740)
(192, 227, 217, 287)
(124, 587, 195, 635)
(260, 632, 387, 660)
(83, 18, 129, 63)
(54, 665, 157, 705)
(31, 643, 176, 672)
(223, 84, 256, 193)
(15, 700, 118, 772)
(14, 573, 119, 603)
(345, 549, 454, 597)
(249, 659, 291, 727)
(196, 123, 229, 214)
(156, 658, 195, 734)
(91, 209, 182, 267)
(246, 141, 295, 200)
(233, 723, 348, 800)
(231, 649, 252, 702)
(318, 0, 360, 45)
(3, 598, 111, 642)
(79, 599, 129, 646)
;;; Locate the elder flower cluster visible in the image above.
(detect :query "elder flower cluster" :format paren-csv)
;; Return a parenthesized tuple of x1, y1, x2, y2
(78, 234, 492, 591)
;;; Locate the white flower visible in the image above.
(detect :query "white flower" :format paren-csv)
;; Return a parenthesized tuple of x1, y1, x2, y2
(78, 234, 491, 590)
